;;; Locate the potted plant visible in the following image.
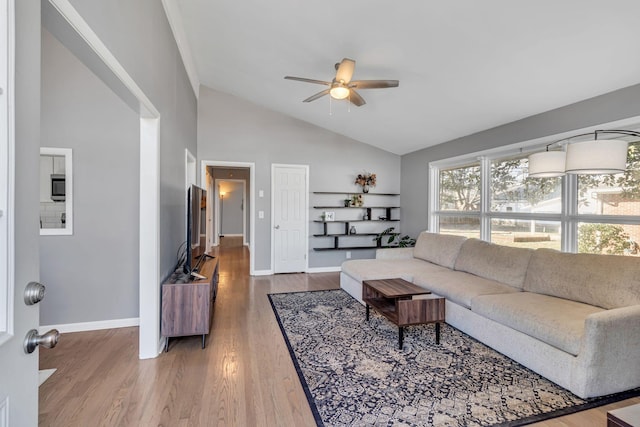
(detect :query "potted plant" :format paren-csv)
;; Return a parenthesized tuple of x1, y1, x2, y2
(373, 227, 416, 248)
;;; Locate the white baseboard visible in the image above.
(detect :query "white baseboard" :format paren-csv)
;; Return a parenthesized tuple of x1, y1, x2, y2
(307, 266, 342, 273)
(252, 269, 274, 276)
(40, 317, 139, 334)
(222, 233, 243, 237)
(39, 369, 57, 386)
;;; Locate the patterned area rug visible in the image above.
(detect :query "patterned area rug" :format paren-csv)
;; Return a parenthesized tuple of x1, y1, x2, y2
(269, 289, 639, 427)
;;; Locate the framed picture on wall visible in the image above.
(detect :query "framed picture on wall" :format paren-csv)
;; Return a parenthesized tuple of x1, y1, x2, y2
(324, 211, 335, 221)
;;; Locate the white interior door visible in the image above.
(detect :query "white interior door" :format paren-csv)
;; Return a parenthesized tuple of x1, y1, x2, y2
(273, 165, 308, 273)
(0, 1, 42, 424)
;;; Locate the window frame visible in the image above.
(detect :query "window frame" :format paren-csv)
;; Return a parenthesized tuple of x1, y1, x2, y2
(428, 123, 640, 255)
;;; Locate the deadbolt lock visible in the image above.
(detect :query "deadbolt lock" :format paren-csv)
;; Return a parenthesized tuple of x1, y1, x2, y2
(24, 281, 46, 305)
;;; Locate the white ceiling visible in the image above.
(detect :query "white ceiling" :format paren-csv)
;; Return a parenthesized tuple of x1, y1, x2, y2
(165, 0, 640, 155)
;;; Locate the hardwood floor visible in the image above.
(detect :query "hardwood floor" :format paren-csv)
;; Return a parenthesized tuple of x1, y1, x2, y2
(39, 242, 638, 426)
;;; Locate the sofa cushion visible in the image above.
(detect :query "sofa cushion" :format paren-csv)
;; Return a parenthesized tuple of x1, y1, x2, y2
(471, 292, 605, 356)
(413, 232, 467, 269)
(341, 258, 449, 283)
(454, 239, 533, 289)
(524, 249, 640, 309)
(413, 270, 521, 309)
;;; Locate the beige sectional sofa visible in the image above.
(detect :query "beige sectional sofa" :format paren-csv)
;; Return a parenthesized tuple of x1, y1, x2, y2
(340, 231, 640, 399)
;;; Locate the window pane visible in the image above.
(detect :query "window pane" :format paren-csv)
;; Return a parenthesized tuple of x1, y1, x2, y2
(439, 164, 480, 211)
(439, 216, 480, 239)
(490, 219, 561, 250)
(578, 223, 640, 256)
(491, 157, 561, 213)
(577, 141, 640, 216)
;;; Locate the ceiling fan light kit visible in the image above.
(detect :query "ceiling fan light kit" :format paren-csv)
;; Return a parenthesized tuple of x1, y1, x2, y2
(527, 129, 639, 178)
(284, 58, 399, 107)
(330, 84, 350, 100)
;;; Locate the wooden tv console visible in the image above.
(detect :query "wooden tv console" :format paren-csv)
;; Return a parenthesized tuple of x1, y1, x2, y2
(161, 255, 219, 352)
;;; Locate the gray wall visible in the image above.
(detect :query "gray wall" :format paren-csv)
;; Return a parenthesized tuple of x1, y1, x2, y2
(220, 181, 243, 235)
(39, 29, 139, 325)
(197, 86, 401, 270)
(210, 167, 250, 243)
(67, 0, 198, 283)
(401, 83, 640, 239)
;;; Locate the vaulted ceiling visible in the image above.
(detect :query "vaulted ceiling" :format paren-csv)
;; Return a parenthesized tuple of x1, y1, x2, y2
(164, 0, 640, 155)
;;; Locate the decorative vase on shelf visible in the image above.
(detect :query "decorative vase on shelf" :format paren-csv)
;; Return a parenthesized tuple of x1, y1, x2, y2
(355, 172, 376, 194)
(349, 225, 356, 235)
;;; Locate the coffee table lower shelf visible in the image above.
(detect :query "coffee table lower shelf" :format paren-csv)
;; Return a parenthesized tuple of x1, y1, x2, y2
(363, 278, 446, 350)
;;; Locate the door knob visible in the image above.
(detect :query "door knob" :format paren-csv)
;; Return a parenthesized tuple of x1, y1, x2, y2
(24, 281, 46, 305)
(274, 225, 280, 229)
(24, 329, 59, 354)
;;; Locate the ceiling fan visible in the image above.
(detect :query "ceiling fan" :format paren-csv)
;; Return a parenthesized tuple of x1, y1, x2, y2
(284, 58, 399, 107)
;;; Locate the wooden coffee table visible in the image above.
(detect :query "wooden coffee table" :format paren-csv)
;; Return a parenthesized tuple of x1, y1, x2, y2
(608, 403, 640, 427)
(362, 278, 445, 349)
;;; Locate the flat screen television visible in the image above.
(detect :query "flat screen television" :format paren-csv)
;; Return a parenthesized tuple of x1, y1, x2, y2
(184, 184, 208, 275)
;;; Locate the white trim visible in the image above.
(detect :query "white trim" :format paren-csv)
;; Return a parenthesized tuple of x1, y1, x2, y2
(307, 266, 341, 273)
(39, 317, 139, 334)
(160, 0, 200, 99)
(49, 0, 162, 360)
(271, 164, 309, 273)
(39, 147, 73, 236)
(427, 164, 438, 233)
(252, 269, 274, 276)
(185, 149, 196, 187)
(428, 118, 640, 252)
(139, 118, 160, 359)
(201, 160, 256, 275)
(220, 233, 243, 237)
(48, 0, 159, 118)
(0, 0, 14, 347)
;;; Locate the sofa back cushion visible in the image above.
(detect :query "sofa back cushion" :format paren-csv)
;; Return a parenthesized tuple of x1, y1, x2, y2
(523, 249, 640, 309)
(454, 239, 533, 289)
(413, 232, 466, 269)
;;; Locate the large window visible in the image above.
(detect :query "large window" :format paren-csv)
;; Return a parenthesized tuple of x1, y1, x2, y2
(437, 164, 481, 238)
(430, 138, 640, 256)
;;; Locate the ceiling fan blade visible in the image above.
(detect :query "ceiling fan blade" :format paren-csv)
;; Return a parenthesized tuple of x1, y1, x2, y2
(284, 76, 331, 86)
(303, 89, 331, 103)
(335, 58, 355, 83)
(350, 80, 399, 89)
(348, 89, 366, 107)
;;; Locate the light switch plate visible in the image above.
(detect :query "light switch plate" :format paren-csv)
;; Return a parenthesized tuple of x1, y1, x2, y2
(258, 210, 264, 219)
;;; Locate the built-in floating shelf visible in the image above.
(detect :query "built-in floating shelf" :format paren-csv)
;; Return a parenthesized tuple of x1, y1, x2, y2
(311, 191, 403, 252)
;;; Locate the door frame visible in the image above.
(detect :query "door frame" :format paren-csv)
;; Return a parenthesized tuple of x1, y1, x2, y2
(201, 160, 255, 275)
(214, 178, 247, 245)
(0, 0, 14, 349)
(50, 0, 161, 359)
(271, 163, 309, 273)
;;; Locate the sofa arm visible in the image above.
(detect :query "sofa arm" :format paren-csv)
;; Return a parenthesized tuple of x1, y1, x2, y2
(574, 305, 640, 397)
(375, 247, 414, 260)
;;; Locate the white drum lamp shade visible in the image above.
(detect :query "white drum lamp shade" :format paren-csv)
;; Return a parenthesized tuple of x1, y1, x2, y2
(528, 151, 566, 178)
(565, 139, 628, 174)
